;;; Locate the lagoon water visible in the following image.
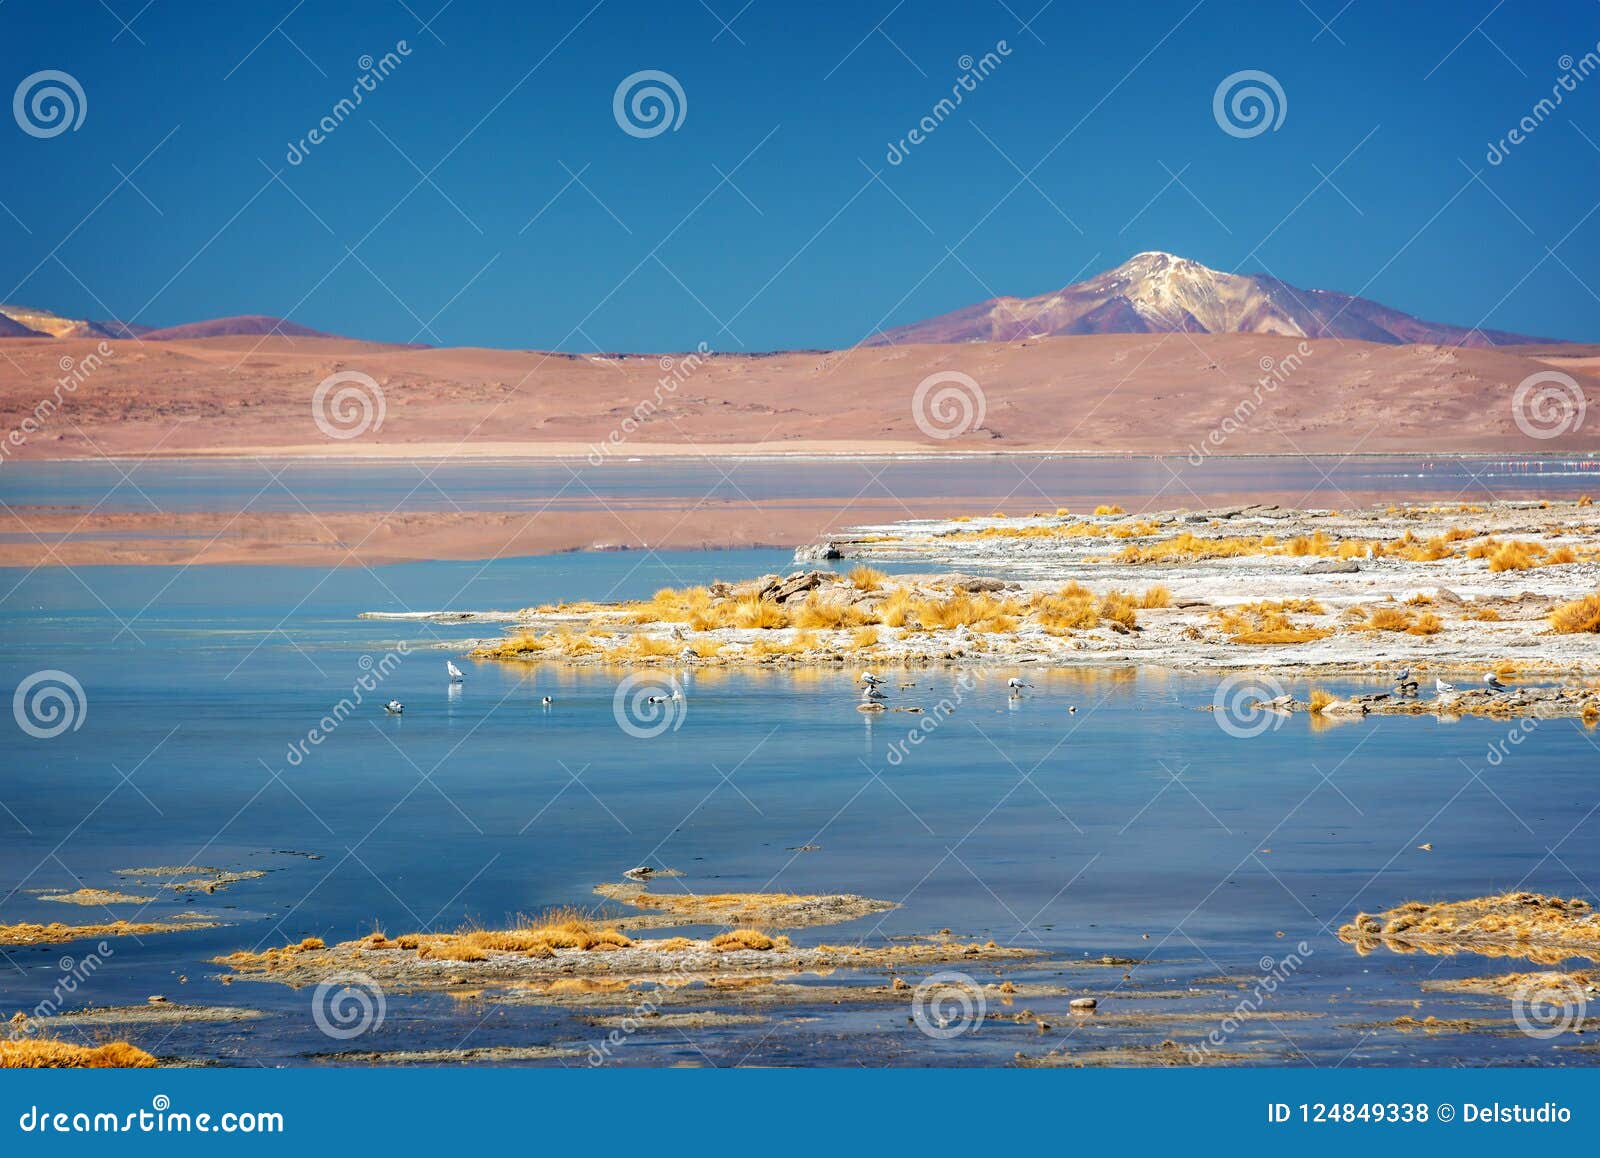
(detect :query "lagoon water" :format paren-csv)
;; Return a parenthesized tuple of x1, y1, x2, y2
(2, 458, 1598, 1066)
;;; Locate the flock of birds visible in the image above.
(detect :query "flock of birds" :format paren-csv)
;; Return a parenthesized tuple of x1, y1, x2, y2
(858, 671, 1076, 712)
(383, 661, 552, 716)
(1393, 667, 1508, 699)
(377, 661, 1511, 718)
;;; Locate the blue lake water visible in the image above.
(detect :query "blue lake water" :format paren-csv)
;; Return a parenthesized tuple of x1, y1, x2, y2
(4, 453, 1598, 512)
(2, 458, 1599, 1066)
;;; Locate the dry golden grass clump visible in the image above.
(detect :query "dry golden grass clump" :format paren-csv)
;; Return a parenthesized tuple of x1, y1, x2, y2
(213, 936, 326, 969)
(1029, 583, 1142, 633)
(1345, 605, 1443, 636)
(1376, 531, 1456, 562)
(1137, 585, 1172, 609)
(1551, 591, 1600, 634)
(1092, 503, 1125, 515)
(709, 929, 791, 952)
(1307, 688, 1337, 714)
(792, 592, 872, 630)
(848, 565, 886, 592)
(1340, 892, 1600, 961)
(0, 918, 222, 946)
(1211, 601, 1331, 645)
(0, 1039, 156, 1069)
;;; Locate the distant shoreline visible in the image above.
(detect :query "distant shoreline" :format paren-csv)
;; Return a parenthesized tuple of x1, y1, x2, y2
(20, 446, 1600, 466)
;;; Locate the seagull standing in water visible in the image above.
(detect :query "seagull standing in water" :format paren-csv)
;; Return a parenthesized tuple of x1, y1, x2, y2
(859, 672, 885, 690)
(541, 695, 553, 707)
(1484, 671, 1509, 692)
(446, 660, 464, 683)
(861, 684, 887, 702)
(384, 700, 404, 715)
(1394, 667, 1410, 685)
(1434, 677, 1456, 697)
(1007, 677, 1033, 696)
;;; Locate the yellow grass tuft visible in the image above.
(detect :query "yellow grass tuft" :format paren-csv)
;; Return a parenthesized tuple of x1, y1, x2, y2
(1093, 504, 1126, 516)
(847, 626, 880, 651)
(792, 592, 871, 630)
(848, 565, 887, 592)
(1137, 585, 1172, 609)
(709, 929, 791, 952)
(1307, 688, 1337, 714)
(1550, 591, 1600, 634)
(732, 593, 789, 630)
(0, 1039, 157, 1069)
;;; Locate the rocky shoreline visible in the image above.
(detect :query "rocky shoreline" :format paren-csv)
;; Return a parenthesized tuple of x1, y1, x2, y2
(455, 501, 1600, 715)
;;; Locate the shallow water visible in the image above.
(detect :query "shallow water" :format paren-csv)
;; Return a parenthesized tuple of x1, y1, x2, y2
(5, 453, 1598, 512)
(3, 548, 1599, 1067)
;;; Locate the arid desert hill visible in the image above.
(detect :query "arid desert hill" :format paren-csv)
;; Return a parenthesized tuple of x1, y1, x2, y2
(0, 330, 1595, 460)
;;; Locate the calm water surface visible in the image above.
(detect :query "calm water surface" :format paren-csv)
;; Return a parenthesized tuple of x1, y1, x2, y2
(2, 459, 1598, 1066)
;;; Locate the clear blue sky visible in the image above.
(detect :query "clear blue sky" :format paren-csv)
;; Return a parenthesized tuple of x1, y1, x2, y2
(2, 0, 1596, 350)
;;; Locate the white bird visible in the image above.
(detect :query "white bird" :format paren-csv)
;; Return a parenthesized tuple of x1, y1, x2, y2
(541, 695, 553, 706)
(1067, 705, 1078, 714)
(646, 694, 670, 704)
(1007, 677, 1033, 692)
(1484, 672, 1508, 692)
(384, 700, 404, 715)
(446, 660, 464, 683)
(859, 672, 885, 687)
(861, 685, 886, 701)
(1435, 677, 1456, 695)
(1393, 667, 1410, 685)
